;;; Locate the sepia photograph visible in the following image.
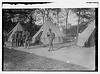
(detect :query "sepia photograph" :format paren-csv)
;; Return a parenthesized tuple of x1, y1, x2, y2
(2, 1, 98, 72)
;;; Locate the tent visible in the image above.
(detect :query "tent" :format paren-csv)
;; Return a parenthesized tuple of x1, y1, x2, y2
(84, 29, 95, 47)
(77, 20, 95, 47)
(8, 22, 24, 42)
(32, 18, 66, 44)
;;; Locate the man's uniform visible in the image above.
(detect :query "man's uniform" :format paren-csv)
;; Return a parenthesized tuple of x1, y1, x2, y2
(12, 33, 15, 46)
(3, 31, 7, 46)
(15, 31, 18, 46)
(47, 29, 55, 51)
(18, 31, 22, 46)
(3, 31, 7, 42)
(24, 31, 30, 49)
(22, 31, 26, 46)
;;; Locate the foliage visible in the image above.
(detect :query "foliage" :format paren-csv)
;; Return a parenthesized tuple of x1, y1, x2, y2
(3, 8, 95, 37)
(72, 8, 95, 22)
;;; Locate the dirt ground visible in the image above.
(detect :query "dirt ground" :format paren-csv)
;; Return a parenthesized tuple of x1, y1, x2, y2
(4, 42, 95, 70)
(3, 47, 87, 71)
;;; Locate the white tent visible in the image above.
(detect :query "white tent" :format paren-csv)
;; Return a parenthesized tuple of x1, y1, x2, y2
(8, 22, 24, 42)
(77, 20, 95, 46)
(32, 18, 66, 44)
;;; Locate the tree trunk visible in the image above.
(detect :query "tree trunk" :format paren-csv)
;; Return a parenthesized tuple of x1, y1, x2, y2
(76, 11, 81, 42)
(57, 10, 59, 26)
(46, 9, 49, 20)
(43, 15, 45, 24)
(65, 9, 69, 36)
(43, 10, 45, 24)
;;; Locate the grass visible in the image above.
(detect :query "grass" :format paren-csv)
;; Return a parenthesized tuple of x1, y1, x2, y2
(3, 47, 88, 71)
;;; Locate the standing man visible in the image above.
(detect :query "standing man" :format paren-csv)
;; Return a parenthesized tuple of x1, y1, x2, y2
(15, 31, 18, 47)
(3, 30, 7, 46)
(24, 30, 30, 49)
(47, 28, 55, 51)
(22, 31, 26, 47)
(20, 31, 24, 46)
(18, 31, 22, 46)
(17, 31, 20, 47)
(12, 33, 15, 46)
(3, 30, 7, 42)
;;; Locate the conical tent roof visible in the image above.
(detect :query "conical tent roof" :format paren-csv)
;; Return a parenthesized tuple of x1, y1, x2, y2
(77, 20, 95, 46)
(32, 19, 66, 44)
(8, 22, 23, 42)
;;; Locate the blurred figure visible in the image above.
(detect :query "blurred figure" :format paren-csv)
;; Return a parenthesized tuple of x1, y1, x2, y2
(35, 30, 43, 44)
(3, 30, 7, 42)
(47, 28, 55, 51)
(18, 31, 22, 46)
(15, 31, 18, 47)
(12, 33, 16, 46)
(25, 36, 30, 49)
(20, 31, 24, 46)
(3, 30, 7, 46)
(22, 31, 26, 47)
(24, 31, 30, 49)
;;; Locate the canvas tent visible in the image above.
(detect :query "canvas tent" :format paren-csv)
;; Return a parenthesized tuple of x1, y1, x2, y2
(77, 20, 95, 47)
(84, 29, 95, 47)
(32, 18, 66, 44)
(8, 22, 24, 42)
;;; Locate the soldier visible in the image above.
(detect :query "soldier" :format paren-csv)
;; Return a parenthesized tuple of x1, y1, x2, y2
(3, 30, 7, 46)
(3, 30, 7, 42)
(18, 31, 22, 46)
(38, 31, 43, 44)
(12, 33, 15, 46)
(20, 31, 24, 46)
(18, 31, 20, 46)
(25, 36, 30, 49)
(22, 31, 26, 47)
(47, 28, 55, 51)
(24, 31, 30, 49)
(15, 31, 18, 47)
(36, 30, 43, 44)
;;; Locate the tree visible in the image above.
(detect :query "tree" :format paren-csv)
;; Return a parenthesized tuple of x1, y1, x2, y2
(3, 9, 37, 33)
(40, 9, 45, 24)
(35, 8, 46, 24)
(71, 8, 95, 42)
(52, 8, 61, 25)
(65, 8, 70, 36)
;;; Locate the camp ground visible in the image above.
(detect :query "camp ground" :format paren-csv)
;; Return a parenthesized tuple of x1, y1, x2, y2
(2, 8, 97, 71)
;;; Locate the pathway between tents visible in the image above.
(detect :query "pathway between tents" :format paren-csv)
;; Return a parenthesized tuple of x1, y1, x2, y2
(5, 42, 95, 70)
